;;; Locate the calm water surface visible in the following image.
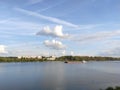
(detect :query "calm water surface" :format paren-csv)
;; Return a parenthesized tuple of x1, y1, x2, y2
(0, 61, 120, 90)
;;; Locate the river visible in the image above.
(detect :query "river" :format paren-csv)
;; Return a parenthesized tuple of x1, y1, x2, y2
(0, 61, 120, 90)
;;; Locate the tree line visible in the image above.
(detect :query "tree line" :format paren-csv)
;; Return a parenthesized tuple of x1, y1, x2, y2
(56, 56, 120, 61)
(0, 57, 44, 62)
(0, 56, 120, 62)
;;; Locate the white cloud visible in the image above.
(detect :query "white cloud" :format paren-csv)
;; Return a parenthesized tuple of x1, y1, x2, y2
(36, 25, 69, 38)
(70, 51, 74, 56)
(62, 50, 66, 55)
(15, 8, 79, 28)
(44, 40, 65, 50)
(0, 45, 7, 53)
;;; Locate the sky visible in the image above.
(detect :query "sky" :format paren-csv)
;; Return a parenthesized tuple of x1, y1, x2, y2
(0, 0, 120, 57)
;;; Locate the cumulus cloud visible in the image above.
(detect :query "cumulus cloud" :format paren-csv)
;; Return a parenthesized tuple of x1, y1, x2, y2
(0, 45, 7, 53)
(70, 51, 74, 56)
(36, 25, 69, 38)
(62, 50, 66, 55)
(44, 40, 65, 50)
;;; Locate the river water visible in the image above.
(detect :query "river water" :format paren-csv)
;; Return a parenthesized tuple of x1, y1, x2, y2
(0, 61, 120, 90)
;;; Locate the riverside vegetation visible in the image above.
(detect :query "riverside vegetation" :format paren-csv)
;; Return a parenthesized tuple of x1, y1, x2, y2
(101, 86, 120, 90)
(0, 56, 120, 62)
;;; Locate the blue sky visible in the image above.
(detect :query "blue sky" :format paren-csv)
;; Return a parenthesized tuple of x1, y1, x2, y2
(0, 0, 120, 57)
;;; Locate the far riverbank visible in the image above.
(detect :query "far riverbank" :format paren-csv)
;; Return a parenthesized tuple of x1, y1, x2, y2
(0, 56, 120, 62)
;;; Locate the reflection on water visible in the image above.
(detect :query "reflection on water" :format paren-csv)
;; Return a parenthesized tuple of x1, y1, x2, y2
(0, 61, 120, 90)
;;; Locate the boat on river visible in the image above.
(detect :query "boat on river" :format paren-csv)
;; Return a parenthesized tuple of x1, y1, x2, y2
(64, 61, 68, 63)
(82, 60, 87, 63)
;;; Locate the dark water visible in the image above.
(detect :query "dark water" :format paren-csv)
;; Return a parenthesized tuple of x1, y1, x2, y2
(0, 61, 120, 90)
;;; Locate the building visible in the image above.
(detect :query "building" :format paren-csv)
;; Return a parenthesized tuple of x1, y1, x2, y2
(17, 56, 42, 59)
(47, 56, 56, 60)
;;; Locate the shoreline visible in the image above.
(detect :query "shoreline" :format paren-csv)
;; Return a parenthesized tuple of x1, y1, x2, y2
(0, 56, 120, 62)
(0, 60, 120, 63)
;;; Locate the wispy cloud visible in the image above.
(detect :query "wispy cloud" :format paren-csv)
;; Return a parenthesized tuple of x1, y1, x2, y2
(73, 30, 120, 43)
(37, 1, 65, 13)
(78, 24, 104, 30)
(0, 19, 43, 36)
(97, 40, 120, 57)
(0, 19, 10, 24)
(99, 47, 120, 57)
(26, 0, 43, 5)
(6, 42, 45, 56)
(0, 18, 17, 24)
(14, 8, 79, 28)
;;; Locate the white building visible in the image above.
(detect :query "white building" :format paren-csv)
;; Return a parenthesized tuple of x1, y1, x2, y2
(37, 56, 42, 59)
(47, 56, 56, 60)
(17, 56, 42, 59)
